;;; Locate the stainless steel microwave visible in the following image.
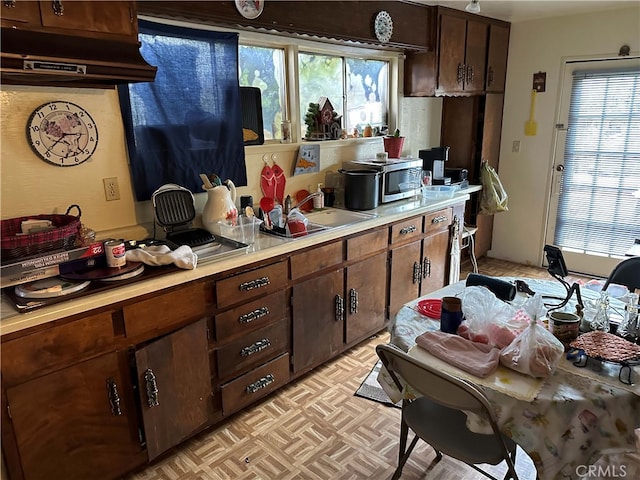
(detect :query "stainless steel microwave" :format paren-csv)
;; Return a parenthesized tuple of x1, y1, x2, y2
(343, 157, 423, 203)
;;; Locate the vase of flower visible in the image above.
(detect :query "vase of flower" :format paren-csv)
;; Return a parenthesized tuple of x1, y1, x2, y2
(383, 129, 405, 159)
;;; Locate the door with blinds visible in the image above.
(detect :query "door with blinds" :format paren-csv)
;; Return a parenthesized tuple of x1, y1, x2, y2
(545, 57, 640, 277)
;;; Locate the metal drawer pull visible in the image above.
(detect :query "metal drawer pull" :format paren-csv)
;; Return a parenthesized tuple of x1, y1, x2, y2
(3, 1, 16, 8)
(239, 276, 270, 291)
(487, 66, 495, 86)
(241, 338, 271, 357)
(335, 294, 344, 321)
(349, 288, 358, 315)
(431, 215, 448, 224)
(399, 225, 417, 235)
(106, 378, 122, 416)
(457, 64, 465, 84)
(423, 257, 431, 278)
(144, 369, 159, 408)
(466, 65, 474, 84)
(246, 374, 275, 394)
(412, 261, 421, 284)
(238, 306, 270, 324)
(52, 0, 64, 15)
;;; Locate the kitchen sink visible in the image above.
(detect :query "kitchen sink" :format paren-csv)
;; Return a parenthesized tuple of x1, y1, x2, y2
(259, 221, 330, 239)
(303, 208, 378, 227)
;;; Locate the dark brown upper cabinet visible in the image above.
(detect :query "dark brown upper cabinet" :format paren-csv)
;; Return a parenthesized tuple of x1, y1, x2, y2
(486, 24, 510, 92)
(1, 1, 156, 87)
(404, 7, 509, 97)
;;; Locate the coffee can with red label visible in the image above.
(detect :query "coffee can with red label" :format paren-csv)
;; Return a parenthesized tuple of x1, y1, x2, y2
(104, 240, 126, 268)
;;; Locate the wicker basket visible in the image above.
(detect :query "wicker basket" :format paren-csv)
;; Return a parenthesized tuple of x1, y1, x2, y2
(1, 205, 82, 262)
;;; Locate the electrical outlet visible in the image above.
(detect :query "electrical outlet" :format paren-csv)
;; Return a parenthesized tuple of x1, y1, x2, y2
(512, 140, 521, 153)
(103, 177, 120, 201)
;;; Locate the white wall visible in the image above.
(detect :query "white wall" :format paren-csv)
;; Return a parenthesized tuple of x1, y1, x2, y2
(491, 5, 640, 267)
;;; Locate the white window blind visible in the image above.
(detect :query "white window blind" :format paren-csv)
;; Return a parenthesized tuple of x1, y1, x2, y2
(554, 68, 640, 256)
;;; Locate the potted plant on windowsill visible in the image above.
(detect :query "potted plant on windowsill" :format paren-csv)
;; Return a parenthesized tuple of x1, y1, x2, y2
(383, 128, 405, 159)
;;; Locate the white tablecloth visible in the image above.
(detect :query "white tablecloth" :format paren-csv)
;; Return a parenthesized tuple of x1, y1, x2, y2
(386, 278, 640, 480)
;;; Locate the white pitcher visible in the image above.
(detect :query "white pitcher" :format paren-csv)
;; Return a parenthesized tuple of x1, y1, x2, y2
(202, 179, 237, 234)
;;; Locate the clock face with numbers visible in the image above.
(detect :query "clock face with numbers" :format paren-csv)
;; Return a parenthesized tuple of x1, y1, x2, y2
(374, 10, 393, 44)
(26, 101, 99, 167)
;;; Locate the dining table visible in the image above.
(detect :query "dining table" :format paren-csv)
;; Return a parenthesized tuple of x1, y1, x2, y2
(382, 277, 640, 480)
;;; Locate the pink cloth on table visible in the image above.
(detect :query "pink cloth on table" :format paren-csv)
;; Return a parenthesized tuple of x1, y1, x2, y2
(415, 331, 501, 378)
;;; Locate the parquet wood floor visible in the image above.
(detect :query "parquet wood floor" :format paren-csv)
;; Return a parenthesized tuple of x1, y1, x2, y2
(127, 257, 591, 480)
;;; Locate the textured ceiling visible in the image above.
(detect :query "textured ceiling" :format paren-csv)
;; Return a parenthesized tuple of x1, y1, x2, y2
(419, 0, 638, 23)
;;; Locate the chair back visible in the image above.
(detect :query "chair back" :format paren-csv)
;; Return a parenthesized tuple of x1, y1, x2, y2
(603, 257, 640, 292)
(376, 344, 495, 419)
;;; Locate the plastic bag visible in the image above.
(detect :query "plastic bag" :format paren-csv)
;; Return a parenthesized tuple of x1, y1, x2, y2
(479, 161, 508, 215)
(499, 316, 565, 378)
(458, 286, 528, 348)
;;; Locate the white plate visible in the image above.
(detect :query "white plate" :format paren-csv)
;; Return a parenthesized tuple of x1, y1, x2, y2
(99, 264, 145, 282)
(235, 0, 264, 19)
(15, 277, 91, 298)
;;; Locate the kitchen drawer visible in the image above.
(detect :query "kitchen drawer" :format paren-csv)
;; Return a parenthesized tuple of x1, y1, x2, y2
(216, 260, 288, 309)
(213, 290, 287, 343)
(221, 353, 290, 414)
(290, 240, 343, 280)
(346, 228, 388, 261)
(216, 318, 289, 382)
(1, 311, 117, 385)
(389, 216, 424, 245)
(424, 207, 453, 234)
(123, 281, 210, 339)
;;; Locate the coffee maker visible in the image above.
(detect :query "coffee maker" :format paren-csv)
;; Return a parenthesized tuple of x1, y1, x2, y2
(419, 146, 451, 185)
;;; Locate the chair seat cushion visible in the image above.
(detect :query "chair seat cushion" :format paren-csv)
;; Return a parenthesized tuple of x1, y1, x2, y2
(404, 397, 516, 465)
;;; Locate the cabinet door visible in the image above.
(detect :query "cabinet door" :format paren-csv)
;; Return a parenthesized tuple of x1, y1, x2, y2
(5, 352, 145, 480)
(135, 318, 213, 460)
(1, 0, 41, 26)
(345, 252, 387, 344)
(292, 269, 344, 373)
(463, 20, 488, 92)
(420, 231, 450, 295)
(39, 0, 136, 37)
(438, 14, 467, 93)
(486, 24, 509, 92)
(389, 240, 422, 320)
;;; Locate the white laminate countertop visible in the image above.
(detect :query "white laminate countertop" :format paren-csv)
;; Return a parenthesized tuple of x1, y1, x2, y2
(1, 186, 480, 336)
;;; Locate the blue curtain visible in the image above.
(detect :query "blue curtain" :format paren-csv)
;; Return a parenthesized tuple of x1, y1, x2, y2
(118, 20, 247, 201)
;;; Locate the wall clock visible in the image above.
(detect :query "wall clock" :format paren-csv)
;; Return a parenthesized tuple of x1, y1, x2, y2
(26, 101, 99, 167)
(374, 10, 393, 44)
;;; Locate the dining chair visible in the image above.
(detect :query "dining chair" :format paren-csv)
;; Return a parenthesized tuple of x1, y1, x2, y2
(603, 257, 640, 293)
(376, 344, 521, 480)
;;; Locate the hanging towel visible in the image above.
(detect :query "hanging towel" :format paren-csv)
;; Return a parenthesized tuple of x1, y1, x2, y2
(125, 245, 197, 270)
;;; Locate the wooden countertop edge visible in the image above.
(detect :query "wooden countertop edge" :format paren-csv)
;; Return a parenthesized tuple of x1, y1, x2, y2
(0, 191, 475, 336)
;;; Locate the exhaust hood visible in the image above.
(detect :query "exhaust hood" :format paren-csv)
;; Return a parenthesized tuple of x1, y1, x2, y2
(1, 27, 157, 87)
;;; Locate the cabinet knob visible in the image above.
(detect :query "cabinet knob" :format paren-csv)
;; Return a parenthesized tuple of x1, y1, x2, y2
(400, 224, 417, 235)
(457, 64, 465, 85)
(412, 261, 421, 284)
(349, 288, 359, 315)
(335, 295, 344, 321)
(423, 257, 431, 278)
(246, 374, 275, 394)
(466, 65, 474, 85)
(240, 338, 271, 357)
(238, 306, 270, 324)
(106, 378, 122, 416)
(487, 66, 495, 86)
(52, 0, 64, 16)
(144, 369, 160, 408)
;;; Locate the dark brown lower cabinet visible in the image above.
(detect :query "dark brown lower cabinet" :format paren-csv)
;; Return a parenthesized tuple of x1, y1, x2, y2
(135, 318, 213, 460)
(345, 252, 388, 344)
(420, 230, 451, 294)
(292, 268, 344, 373)
(5, 351, 145, 480)
(389, 239, 422, 320)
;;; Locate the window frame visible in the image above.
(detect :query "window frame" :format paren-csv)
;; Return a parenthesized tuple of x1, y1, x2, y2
(137, 15, 401, 149)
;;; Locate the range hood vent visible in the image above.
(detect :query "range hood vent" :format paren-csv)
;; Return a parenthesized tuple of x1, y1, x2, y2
(1, 27, 157, 87)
